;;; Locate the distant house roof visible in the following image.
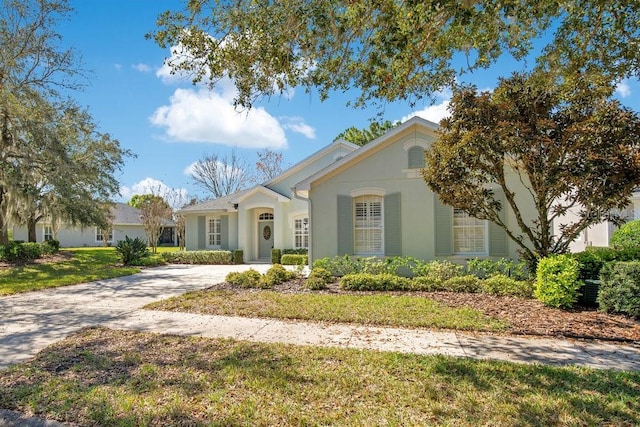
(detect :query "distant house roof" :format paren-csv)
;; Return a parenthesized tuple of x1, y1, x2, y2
(177, 188, 253, 215)
(111, 202, 175, 226)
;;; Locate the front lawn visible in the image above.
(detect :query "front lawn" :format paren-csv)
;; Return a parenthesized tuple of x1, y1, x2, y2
(148, 290, 508, 332)
(0, 248, 153, 295)
(0, 327, 637, 426)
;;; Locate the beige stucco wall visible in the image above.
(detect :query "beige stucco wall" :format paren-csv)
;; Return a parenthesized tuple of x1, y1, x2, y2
(13, 223, 147, 247)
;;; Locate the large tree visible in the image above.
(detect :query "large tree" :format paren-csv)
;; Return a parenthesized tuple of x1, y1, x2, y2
(189, 149, 252, 198)
(1, 0, 128, 244)
(150, 1, 640, 109)
(334, 120, 399, 146)
(423, 73, 640, 266)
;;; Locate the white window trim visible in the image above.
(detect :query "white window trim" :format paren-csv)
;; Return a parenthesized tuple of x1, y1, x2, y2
(402, 139, 430, 151)
(293, 216, 309, 249)
(43, 225, 53, 241)
(207, 217, 221, 248)
(95, 227, 113, 243)
(452, 210, 489, 256)
(350, 187, 386, 198)
(353, 195, 384, 256)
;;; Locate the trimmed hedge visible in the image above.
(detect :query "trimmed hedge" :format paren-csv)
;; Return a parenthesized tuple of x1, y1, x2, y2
(481, 275, 534, 298)
(271, 249, 281, 264)
(305, 267, 333, 290)
(610, 220, 640, 250)
(232, 249, 244, 265)
(340, 273, 412, 291)
(162, 250, 233, 265)
(0, 241, 43, 263)
(281, 254, 308, 265)
(598, 261, 640, 318)
(282, 248, 308, 255)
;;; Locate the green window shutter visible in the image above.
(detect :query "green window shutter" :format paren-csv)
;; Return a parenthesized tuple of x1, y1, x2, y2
(384, 192, 402, 256)
(408, 146, 425, 169)
(489, 189, 508, 256)
(337, 195, 353, 255)
(220, 216, 229, 249)
(197, 216, 205, 250)
(434, 194, 453, 256)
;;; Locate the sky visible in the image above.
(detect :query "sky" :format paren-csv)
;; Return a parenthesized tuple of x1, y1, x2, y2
(55, 1, 640, 206)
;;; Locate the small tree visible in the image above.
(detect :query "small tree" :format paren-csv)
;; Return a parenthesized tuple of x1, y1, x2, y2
(423, 73, 640, 268)
(334, 120, 399, 146)
(132, 195, 172, 254)
(175, 214, 186, 251)
(255, 148, 284, 182)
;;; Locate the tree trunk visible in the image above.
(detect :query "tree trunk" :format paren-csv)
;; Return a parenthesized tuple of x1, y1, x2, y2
(27, 216, 37, 242)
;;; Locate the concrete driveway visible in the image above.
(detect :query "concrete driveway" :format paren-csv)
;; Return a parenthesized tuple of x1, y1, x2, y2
(1, 264, 640, 371)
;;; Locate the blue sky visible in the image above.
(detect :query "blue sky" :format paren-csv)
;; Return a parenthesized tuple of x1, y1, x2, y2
(56, 1, 640, 205)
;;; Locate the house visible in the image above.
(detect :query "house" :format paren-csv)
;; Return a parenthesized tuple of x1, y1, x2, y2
(180, 117, 534, 263)
(12, 202, 176, 247)
(552, 191, 640, 253)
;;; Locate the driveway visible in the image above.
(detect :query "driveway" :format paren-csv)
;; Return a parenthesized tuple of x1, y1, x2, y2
(1, 264, 640, 371)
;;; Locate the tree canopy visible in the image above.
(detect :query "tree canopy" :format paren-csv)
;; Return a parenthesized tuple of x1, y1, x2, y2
(150, 0, 640, 109)
(334, 120, 399, 146)
(1, 0, 129, 244)
(423, 73, 640, 266)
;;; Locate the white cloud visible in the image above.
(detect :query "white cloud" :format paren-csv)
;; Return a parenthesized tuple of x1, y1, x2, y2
(281, 116, 316, 139)
(120, 178, 189, 209)
(616, 80, 631, 98)
(401, 99, 451, 125)
(132, 63, 151, 73)
(150, 88, 288, 149)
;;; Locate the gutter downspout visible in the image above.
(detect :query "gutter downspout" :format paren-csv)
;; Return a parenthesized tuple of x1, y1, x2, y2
(292, 186, 312, 266)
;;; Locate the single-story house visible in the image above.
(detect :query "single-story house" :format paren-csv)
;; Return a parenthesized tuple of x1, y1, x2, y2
(180, 116, 536, 264)
(13, 202, 176, 247)
(552, 191, 640, 253)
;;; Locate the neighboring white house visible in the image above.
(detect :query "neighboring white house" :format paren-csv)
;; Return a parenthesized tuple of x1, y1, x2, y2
(552, 191, 640, 253)
(180, 117, 537, 264)
(13, 203, 176, 247)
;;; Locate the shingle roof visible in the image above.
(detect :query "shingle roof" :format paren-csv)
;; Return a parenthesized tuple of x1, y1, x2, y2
(177, 188, 253, 214)
(111, 202, 175, 226)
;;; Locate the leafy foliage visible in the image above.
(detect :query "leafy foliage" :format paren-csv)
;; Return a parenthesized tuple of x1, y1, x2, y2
(280, 254, 307, 266)
(466, 258, 529, 280)
(340, 273, 412, 292)
(598, 262, 640, 318)
(481, 276, 534, 298)
(162, 250, 233, 265)
(424, 73, 640, 268)
(232, 249, 244, 265)
(305, 267, 333, 290)
(334, 120, 399, 146)
(535, 255, 581, 308)
(150, 1, 640, 110)
(225, 269, 262, 288)
(610, 220, 640, 250)
(261, 264, 297, 288)
(115, 237, 149, 266)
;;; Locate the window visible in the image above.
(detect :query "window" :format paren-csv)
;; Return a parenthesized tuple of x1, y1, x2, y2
(208, 218, 221, 246)
(453, 209, 487, 254)
(96, 228, 112, 243)
(354, 195, 383, 255)
(408, 146, 425, 168)
(259, 212, 274, 220)
(294, 217, 309, 249)
(43, 225, 53, 241)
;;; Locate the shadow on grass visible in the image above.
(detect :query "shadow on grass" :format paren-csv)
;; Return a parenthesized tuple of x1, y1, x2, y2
(0, 327, 638, 426)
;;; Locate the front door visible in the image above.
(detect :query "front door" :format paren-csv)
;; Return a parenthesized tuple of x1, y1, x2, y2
(258, 221, 274, 259)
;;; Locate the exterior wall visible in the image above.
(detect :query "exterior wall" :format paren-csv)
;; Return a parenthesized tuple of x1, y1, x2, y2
(184, 212, 238, 251)
(13, 224, 146, 247)
(308, 126, 532, 263)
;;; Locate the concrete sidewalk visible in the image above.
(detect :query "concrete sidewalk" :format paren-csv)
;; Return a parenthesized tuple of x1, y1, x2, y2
(1, 264, 639, 372)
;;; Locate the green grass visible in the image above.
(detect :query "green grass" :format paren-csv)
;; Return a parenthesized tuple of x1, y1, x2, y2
(0, 327, 638, 426)
(0, 248, 144, 295)
(147, 290, 508, 332)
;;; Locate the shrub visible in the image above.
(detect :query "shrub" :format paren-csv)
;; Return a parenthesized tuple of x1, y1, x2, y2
(340, 273, 411, 291)
(443, 275, 481, 293)
(312, 255, 366, 277)
(410, 276, 446, 291)
(535, 255, 581, 308)
(598, 262, 640, 318)
(41, 239, 60, 254)
(282, 248, 308, 255)
(260, 264, 297, 288)
(481, 275, 534, 298)
(467, 258, 529, 280)
(412, 260, 464, 280)
(610, 220, 640, 249)
(271, 249, 282, 264)
(161, 250, 233, 264)
(232, 249, 244, 265)
(226, 269, 262, 288)
(305, 267, 333, 290)
(281, 254, 308, 265)
(1, 242, 44, 263)
(115, 236, 149, 266)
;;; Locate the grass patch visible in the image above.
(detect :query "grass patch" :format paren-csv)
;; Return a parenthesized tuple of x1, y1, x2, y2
(147, 290, 508, 332)
(0, 327, 638, 426)
(0, 248, 144, 295)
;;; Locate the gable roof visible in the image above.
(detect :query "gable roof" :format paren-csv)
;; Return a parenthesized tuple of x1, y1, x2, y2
(177, 188, 252, 214)
(112, 202, 175, 226)
(294, 116, 440, 192)
(261, 139, 359, 187)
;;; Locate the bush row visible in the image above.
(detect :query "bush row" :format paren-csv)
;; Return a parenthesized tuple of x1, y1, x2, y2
(571, 246, 640, 280)
(338, 273, 533, 297)
(0, 240, 60, 263)
(226, 264, 298, 289)
(599, 261, 640, 318)
(162, 250, 234, 265)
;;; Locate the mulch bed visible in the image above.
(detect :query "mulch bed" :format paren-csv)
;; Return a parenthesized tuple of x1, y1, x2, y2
(210, 279, 640, 344)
